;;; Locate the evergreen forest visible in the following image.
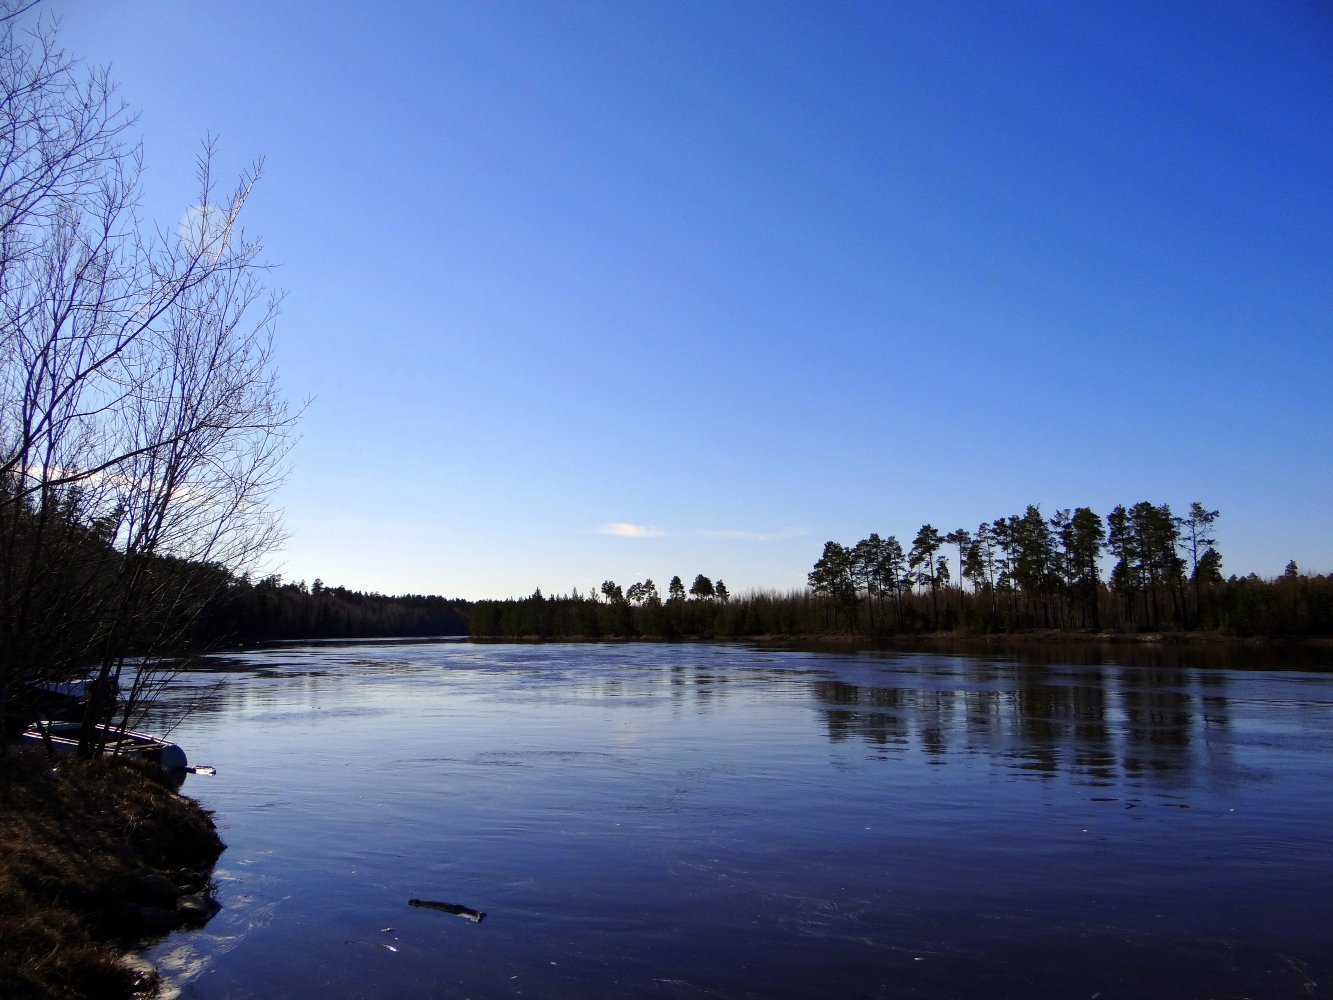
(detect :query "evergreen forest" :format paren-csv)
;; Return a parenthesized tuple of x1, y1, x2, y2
(467, 501, 1333, 641)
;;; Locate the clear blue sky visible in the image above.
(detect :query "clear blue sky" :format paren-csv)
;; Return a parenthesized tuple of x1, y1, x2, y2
(36, 1, 1333, 598)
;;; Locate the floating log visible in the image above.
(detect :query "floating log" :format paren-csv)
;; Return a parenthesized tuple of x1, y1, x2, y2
(408, 898, 486, 923)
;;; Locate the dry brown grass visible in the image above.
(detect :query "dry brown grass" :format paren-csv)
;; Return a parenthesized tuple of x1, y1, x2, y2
(0, 749, 224, 999)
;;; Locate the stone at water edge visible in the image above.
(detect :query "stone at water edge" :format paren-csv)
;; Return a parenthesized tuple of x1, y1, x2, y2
(177, 892, 221, 922)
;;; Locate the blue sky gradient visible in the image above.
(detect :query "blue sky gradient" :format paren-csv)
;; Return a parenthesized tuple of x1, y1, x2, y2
(38, 1, 1333, 598)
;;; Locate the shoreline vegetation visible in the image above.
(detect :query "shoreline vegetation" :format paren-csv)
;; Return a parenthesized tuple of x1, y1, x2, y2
(214, 504, 1331, 648)
(198, 562, 1333, 649)
(464, 501, 1332, 645)
(462, 575, 1333, 645)
(0, 752, 224, 1000)
(41, 557, 1324, 650)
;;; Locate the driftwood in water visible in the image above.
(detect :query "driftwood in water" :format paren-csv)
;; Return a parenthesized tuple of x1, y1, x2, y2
(408, 898, 486, 923)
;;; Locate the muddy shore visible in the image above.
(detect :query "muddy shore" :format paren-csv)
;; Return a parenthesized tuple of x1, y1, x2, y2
(0, 751, 224, 999)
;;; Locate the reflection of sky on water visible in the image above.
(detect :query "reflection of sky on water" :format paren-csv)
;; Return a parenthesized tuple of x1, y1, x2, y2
(149, 642, 1333, 795)
(139, 641, 1333, 1000)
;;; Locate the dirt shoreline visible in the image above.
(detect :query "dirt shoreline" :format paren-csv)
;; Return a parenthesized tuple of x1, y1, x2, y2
(0, 750, 224, 999)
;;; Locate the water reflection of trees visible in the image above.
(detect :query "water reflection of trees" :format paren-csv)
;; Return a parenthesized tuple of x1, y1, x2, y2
(669, 664, 731, 709)
(822, 683, 909, 747)
(156, 647, 1248, 790)
(814, 660, 1232, 785)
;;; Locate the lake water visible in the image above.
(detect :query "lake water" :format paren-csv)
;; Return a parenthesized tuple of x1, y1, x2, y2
(139, 640, 1333, 999)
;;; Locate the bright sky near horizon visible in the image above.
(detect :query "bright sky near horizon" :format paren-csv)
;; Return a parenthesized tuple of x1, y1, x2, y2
(33, 0, 1333, 599)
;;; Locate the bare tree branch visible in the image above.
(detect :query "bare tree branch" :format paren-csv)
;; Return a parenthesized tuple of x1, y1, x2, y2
(0, 5, 298, 753)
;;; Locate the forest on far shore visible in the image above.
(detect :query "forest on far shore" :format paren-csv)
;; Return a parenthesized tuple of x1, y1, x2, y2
(466, 500, 1333, 641)
(198, 575, 470, 642)
(464, 565, 1332, 642)
(19, 496, 1326, 652)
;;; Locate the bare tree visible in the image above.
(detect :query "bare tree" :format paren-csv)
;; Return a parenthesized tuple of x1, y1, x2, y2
(0, 6, 296, 751)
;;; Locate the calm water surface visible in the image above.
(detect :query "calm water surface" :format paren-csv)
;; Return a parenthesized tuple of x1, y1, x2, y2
(139, 641, 1333, 999)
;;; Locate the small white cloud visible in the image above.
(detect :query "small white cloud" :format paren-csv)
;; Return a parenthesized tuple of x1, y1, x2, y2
(697, 527, 810, 542)
(178, 202, 231, 259)
(598, 522, 667, 538)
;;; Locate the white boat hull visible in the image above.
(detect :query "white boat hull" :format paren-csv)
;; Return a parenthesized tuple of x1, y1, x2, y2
(21, 721, 188, 771)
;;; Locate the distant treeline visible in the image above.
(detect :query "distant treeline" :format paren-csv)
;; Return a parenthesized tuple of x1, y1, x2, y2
(467, 502, 1333, 640)
(196, 575, 470, 644)
(467, 582, 819, 641)
(63, 503, 1328, 648)
(465, 573, 1333, 641)
(118, 534, 1333, 647)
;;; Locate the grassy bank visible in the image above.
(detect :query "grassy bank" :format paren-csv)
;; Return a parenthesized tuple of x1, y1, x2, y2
(0, 750, 224, 999)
